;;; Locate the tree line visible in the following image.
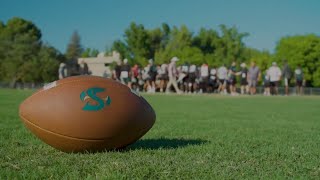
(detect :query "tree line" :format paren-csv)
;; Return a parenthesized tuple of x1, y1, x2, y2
(0, 17, 320, 86)
(112, 22, 320, 87)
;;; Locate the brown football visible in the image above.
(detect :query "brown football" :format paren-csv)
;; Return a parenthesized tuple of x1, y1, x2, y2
(19, 76, 156, 152)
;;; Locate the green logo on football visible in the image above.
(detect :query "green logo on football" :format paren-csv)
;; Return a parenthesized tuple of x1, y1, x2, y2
(80, 87, 111, 111)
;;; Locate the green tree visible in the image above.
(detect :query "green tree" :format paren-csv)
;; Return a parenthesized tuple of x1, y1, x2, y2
(160, 23, 171, 49)
(0, 17, 63, 84)
(275, 34, 320, 86)
(218, 25, 249, 64)
(148, 27, 163, 60)
(111, 22, 252, 68)
(192, 28, 219, 55)
(155, 25, 193, 64)
(111, 40, 130, 60)
(0, 17, 42, 86)
(37, 44, 61, 82)
(81, 48, 91, 57)
(65, 31, 83, 60)
(81, 48, 99, 57)
(112, 22, 174, 66)
(192, 28, 221, 66)
(91, 49, 99, 57)
(124, 22, 151, 65)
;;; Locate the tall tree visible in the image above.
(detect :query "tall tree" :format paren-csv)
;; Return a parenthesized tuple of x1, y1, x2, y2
(111, 22, 252, 69)
(124, 22, 151, 65)
(155, 25, 195, 64)
(0, 17, 42, 86)
(65, 31, 83, 60)
(192, 28, 219, 55)
(161, 23, 171, 48)
(37, 44, 61, 82)
(112, 22, 173, 65)
(275, 34, 320, 86)
(218, 24, 249, 64)
(148, 27, 163, 60)
(192, 28, 221, 66)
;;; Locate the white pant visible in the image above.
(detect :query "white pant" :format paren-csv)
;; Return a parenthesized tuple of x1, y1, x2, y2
(284, 78, 289, 86)
(166, 76, 180, 93)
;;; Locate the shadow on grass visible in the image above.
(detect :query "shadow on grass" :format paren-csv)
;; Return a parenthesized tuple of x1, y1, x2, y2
(128, 138, 208, 150)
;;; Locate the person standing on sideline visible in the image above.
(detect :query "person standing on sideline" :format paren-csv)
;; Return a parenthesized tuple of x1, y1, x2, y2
(263, 69, 271, 96)
(158, 63, 168, 93)
(268, 62, 282, 95)
(113, 60, 122, 81)
(131, 64, 140, 91)
(166, 57, 181, 94)
(58, 62, 67, 79)
(187, 64, 197, 93)
(217, 64, 228, 94)
(294, 64, 304, 95)
(228, 61, 237, 96)
(181, 62, 190, 93)
(247, 61, 260, 95)
(208, 65, 218, 93)
(199, 63, 209, 93)
(147, 59, 157, 93)
(120, 59, 132, 88)
(238, 63, 249, 94)
(282, 60, 292, 96)
(79, 60, 89, 75)
(142, 64, 150, 92)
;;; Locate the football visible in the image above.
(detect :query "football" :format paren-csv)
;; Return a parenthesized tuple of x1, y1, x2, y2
(19, 76, 156, 152)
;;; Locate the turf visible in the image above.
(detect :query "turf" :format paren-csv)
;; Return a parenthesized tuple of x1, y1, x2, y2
(1, 89, 320, 179)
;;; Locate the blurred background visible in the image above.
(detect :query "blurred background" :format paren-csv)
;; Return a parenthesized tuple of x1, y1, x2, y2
(0, 0, 319, 95)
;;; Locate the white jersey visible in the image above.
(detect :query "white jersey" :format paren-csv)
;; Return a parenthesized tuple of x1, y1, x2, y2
(155, 64, 167, 75)
(200, 65, 209, 77)
(217, 66, 228, 80)
(58, 63, 67, 79)
(295, 69, 302, 76)
(161, 64, 168, 74)
(268, 66, 282, 82)
(210, 68, 217, 75)
(181, 65, 189, 73)
(157, 67, 163, 75)
(189, 65, 196, 73)
(142, 66, 150, 80)
(264, 70, 270, 81)
(120, 71, 129, 78)
(210, 68, 217, 80)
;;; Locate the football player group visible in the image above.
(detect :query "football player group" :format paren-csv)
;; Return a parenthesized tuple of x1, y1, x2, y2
(112, 57, 305, 96)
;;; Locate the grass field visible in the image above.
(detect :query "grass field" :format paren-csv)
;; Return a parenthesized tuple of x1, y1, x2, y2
(1, 89, 320, 179)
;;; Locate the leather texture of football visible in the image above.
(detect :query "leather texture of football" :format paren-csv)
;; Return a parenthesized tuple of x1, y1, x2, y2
(19, 76, 156, 152)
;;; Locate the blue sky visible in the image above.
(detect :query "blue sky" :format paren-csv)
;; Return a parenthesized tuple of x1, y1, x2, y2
(1, 0, 319, 53)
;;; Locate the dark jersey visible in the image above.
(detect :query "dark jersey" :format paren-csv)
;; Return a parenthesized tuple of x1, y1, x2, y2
(148, 64, 157, 76)
(282, 64, 292, 79)
(115, 65, 121, 79)
(121, 64, 131, 73)
(229, 66, 237, 79)
(240, 68, 248, 81)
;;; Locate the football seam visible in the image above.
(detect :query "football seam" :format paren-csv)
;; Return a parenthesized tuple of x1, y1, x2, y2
(21, 115, 108, 141)
(20, 113, 153, 141)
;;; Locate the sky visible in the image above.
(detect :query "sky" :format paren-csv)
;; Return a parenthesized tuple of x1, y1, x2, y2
(0, 0, 319, 53)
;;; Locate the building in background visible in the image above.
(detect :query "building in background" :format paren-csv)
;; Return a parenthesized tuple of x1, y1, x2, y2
(77, 51, 120, 77)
